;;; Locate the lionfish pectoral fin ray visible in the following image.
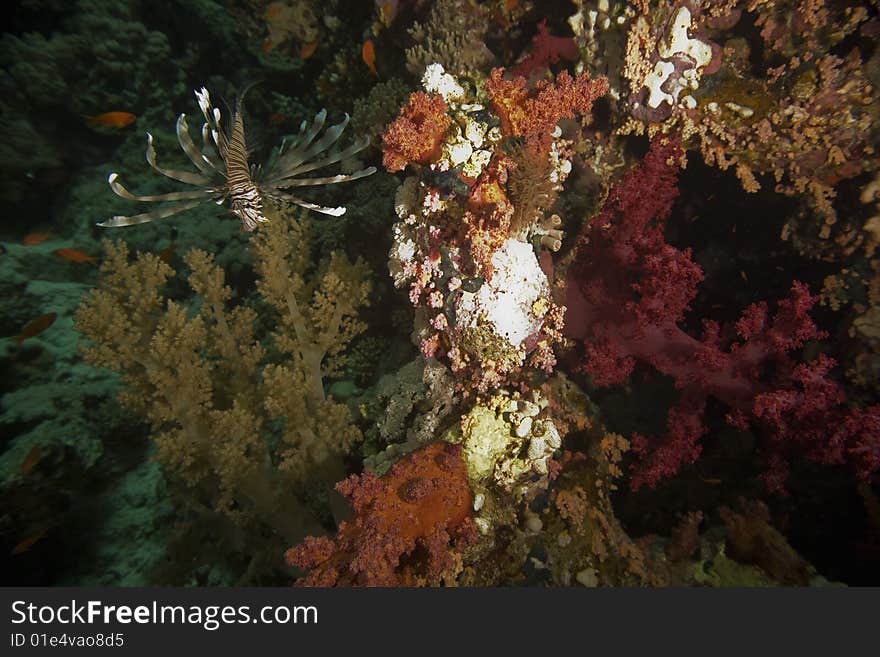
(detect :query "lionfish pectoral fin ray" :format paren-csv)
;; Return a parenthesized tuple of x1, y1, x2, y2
(147, 130, 214, 185)
(274, 136, 372, 180)
(97, 198, 206, 227)
(175, 115, 218, 177)
(272, 166, 377, 189)
(274, 109, 338, 171)
(200, 123, 225, 172)
(272, 191, 346, 216)
(296, 115, 349, 163)
(298, 108, 327, 150)
(108, 173, 214, 203)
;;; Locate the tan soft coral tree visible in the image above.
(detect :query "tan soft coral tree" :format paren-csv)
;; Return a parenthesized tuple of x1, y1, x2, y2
(252, 212, 371, 481)
(74, 208, 371, 568)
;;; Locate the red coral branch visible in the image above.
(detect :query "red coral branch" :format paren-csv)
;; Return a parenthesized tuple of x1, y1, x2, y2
(463, 151, 515, 276)
(514, 19, 578, 79)
(286, 442, 475, 586)
(485, 67, 608, 154)
(382, 92, 451, 172)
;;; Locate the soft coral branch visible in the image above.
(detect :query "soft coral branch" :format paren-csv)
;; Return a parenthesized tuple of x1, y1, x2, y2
(564, 135, 880, 491)
(381, 91, 451, 172)
(514, 19, 578, 78)
(286, 442, 476, 586)
(485, 67, 608, 154)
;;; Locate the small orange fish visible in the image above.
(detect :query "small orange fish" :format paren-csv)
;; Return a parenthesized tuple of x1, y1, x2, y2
(53, 248, 96, 264)
(22, 232, 53, 246)
(300, 41, 318, 59)
(505, 0, 519, 10)
(362, 39, 378, 76)
(14, 313, 57, 345)
(11, 529, 47, 556)
(700, 477, 723, 486)
(85, 111, 137, 129)
(20, 445, 43, 475)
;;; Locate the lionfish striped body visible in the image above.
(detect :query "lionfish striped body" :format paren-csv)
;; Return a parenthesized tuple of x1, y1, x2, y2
(99, 87, 376, 230)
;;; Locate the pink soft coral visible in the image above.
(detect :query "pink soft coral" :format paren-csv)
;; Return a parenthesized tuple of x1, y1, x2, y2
(564, 135, 880, 491)
(514, 19, 578, 78)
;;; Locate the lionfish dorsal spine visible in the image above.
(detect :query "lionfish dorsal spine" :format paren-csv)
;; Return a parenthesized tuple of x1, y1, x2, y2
(99, 84, 375, 230)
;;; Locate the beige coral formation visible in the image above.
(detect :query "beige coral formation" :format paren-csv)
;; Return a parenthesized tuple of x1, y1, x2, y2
(74, 208, 371, 560)
(569, 0, 880, 398)
(262, 0, 321, 52)
(351, 78, 412, 144)
(578, 0, 879, 247)
(405, 0, 495, 77)
(818, 171, 880, 394)
(440, 373, 660, 587)
(542, 431, 661, 586)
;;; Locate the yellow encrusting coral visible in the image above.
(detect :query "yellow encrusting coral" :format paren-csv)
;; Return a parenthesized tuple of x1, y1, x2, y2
(74, 207, 371, 556)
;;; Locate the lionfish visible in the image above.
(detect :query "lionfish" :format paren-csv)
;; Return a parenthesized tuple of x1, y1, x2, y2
(99, 87, 376, 231)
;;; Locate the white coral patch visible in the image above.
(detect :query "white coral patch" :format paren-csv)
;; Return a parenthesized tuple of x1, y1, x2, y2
(643, 7, 714, 111)
(645, 60, 677, 109)
(659, 7, 713, 68)
(463, 118, 485, 148)
(388, 222, 417, 288)
(462, 149, 492, 179)
(548, 140, 572, 184)
(445, 138, 473, 167)
(457, 239, 550, 347)
(421, 63, 465, 102)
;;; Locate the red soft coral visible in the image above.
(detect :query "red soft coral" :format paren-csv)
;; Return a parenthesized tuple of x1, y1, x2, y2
(485, 67, 608, 154)
(382, 92, 451, 172)
(286, 442, 475, 586)
(514, 19, 578, 79)
(462, 151, 515, 276)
